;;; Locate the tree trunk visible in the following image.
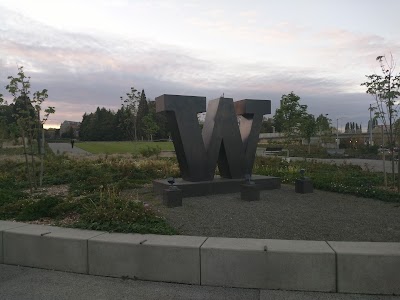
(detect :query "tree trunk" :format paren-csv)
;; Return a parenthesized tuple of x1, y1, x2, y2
(389, 111, 395, 185)
(398, 149, 400, 193)
(383, 151, 387, 187)
(382, 126, 387, 187)
(134, 124, 137, 141)
(28, 131, 37, 189)
(40, 125, 45, 187)
(21, 129, 33, 194)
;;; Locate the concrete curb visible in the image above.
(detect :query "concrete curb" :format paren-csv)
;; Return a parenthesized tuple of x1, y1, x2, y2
(1, 221, 399, 295)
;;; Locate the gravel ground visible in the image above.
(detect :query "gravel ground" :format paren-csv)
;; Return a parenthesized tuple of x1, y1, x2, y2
(161, 185, 400, 242)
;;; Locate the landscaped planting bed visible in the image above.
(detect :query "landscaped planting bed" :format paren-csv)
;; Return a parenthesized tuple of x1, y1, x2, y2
(0, 153, 399, 240)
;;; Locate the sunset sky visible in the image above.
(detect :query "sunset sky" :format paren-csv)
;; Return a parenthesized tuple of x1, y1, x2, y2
(0, 0, 399, 129)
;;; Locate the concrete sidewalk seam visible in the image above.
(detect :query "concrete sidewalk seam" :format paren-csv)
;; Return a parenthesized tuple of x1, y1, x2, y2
(326, 240, 338, 293)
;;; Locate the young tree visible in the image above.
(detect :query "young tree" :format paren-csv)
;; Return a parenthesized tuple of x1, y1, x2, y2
(5, 66, 55, 192)
(316, 114, 331, 133)
(120, 86, 140, 141)
(315, 114, 331, 145)
(142, 113, 159, 141)
(299, 114, 317, 154)
(361, 54, 400, 189)
(273, 92, 307, 143)
(33, 89, 55, 187)
(136, 89, 149, 140)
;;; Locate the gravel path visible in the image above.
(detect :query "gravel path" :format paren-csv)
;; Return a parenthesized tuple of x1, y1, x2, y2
(162, 185, 400, 242)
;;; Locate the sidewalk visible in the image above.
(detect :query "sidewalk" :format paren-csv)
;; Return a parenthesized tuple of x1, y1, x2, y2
(1, 264, 399, 300)
(48, 143, 91, 156)
(289, 157, 398, 173)
(255, 149, 397, 173)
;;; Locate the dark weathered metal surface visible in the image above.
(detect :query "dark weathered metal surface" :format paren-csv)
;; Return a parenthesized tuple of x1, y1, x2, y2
(155, 94, 271, 182)
(153, 175, 281, 197)
(156, 94, 209, 181)
(234, 99, 271, 175)
(202, 97, 245, 179)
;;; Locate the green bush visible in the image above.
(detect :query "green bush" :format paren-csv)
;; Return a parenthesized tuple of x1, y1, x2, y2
(0, 162, 29, 206)
(76, 187, 176, 234)
(254, 156, 399, 203)
(139, 145, 161, 158)
(0, 196, 63, 221)
(49, 196, 86, 217)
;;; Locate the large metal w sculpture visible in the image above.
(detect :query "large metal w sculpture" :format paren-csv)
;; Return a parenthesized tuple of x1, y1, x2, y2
(156, 94, 271, 182)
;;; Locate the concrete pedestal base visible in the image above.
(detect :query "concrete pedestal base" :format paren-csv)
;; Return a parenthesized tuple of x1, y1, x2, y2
(295, 179, 313, 194)
(153, 175, 280, 198)
(163, 188, 182, 208)
(240, 184, 260, 201)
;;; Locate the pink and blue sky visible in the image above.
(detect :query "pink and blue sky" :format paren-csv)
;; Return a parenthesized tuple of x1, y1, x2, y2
(0, 0, 399, 129)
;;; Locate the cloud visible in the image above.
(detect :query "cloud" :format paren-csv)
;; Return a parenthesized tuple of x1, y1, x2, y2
(313, 29, 400, 73)
(0, 5, 390, 128)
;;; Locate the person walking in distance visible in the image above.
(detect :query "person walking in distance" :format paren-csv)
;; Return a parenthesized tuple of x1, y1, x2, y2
(71, 139, 75, 148)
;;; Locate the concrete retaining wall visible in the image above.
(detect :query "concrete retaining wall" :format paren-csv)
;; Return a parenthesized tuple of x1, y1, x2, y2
(88, 233, 206, 284)
(1, 221, 399, 295)
(328, 241, 400, 295)
(201, 237, 335, 291)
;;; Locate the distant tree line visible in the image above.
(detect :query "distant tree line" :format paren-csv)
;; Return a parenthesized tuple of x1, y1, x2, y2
(78, 89, 333, 146)
(344, 122, 362, 134)
(79, 88, 169, 141)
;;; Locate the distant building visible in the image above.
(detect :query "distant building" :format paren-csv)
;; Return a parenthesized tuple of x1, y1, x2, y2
(60, 120, 80, 138)
(44, 128, 59, 139)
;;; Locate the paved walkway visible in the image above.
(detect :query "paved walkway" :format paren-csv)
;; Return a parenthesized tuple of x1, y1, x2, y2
(48, 143, 91, 156)
(288, 157, 398, 173)
(256, 149, 398, 173)
(1, 264, 399, 300)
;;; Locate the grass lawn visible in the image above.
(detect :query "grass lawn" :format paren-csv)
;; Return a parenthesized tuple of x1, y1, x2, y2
(76, 141, 175, 154)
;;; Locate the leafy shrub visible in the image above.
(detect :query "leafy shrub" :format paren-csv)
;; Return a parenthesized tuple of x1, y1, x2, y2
(139, 145, 161, 158)
(0, 196, 63, 221)
(0, 162, 29, 206)
(49, 196, 85, 217)
(254, 156, 399, 203)
(0, 188, 26, 206)
(77, 187, 177, 234)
